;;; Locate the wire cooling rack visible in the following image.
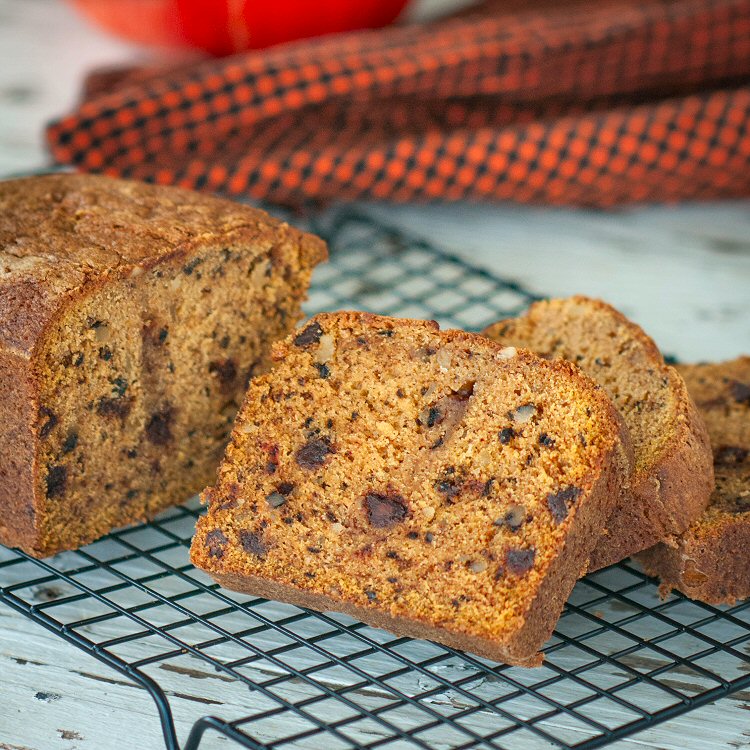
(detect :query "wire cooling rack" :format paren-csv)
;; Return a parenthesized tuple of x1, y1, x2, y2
(2, 208, 750, 750)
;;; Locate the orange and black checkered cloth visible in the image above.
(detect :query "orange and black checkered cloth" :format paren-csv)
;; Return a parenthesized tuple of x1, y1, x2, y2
(47, 0, 750, 208)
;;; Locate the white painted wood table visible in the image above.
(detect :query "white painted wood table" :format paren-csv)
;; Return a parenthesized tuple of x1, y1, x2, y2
(1, 3, 749, 750)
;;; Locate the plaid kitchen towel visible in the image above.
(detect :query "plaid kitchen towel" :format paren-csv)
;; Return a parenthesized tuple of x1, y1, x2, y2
(47, 0, 750, 208)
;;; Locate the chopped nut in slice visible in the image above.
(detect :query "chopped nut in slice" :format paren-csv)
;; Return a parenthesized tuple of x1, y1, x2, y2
(509, 403, 536, 424)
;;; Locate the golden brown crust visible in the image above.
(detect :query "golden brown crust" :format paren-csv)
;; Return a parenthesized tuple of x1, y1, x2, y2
(0, 174, 326, 557)
(637, 357, 750, 604)
(483, 296, 713, 570)
(193, 312, 632, 665)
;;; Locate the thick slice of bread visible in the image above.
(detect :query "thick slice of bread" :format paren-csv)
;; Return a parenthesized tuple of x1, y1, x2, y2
(191, 312, 632, 666)
(638, 357, 750, 604)
(483, 296, 713, 570)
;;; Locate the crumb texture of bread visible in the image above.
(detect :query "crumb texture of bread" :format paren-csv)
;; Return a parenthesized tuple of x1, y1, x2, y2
(638, 357, 750, 604)
(0, 174, 326, 557)
(483, 296, 713, 570)
(191, 312, 631, 666)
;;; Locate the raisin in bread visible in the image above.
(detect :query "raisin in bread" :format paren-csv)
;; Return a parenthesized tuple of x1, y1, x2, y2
(0, 174, 326, 557)
(191, 312, 632, 666)
(483, 297, 712, 571)
(638, 357, 750, 604)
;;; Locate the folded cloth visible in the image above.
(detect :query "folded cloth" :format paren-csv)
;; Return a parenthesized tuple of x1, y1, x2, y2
(47, 0, 750, 208)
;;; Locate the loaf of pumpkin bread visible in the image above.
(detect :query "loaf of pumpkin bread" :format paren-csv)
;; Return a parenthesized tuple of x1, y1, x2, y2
(0, 174, 326, 557)
(191, 312, 633, 666)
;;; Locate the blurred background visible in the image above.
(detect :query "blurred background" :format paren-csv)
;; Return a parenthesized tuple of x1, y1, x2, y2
(1, 0, 749, 362)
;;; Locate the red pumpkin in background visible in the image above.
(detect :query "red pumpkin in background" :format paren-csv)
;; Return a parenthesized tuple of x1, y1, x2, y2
(69, 0, 411, 55)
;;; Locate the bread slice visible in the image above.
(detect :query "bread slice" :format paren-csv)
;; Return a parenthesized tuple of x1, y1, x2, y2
(0, 174, 326, 557)
(483, 296, 713, 571)
(191, 312, 632, 666)
(638, 357, 750, 604)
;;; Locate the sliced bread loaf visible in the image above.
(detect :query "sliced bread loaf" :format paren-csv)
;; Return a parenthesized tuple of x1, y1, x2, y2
(191, 312, 632, 665)
(0, 174, 326, 557)
(638, 357, 750, 604)
(483, 296, 713, 570)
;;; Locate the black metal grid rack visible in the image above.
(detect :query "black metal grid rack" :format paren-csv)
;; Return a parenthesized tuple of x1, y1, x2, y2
(2, 208, 749, 750)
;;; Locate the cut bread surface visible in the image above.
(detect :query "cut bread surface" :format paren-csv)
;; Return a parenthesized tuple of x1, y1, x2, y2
(638, 357, 750, 604)
(0, 174, 326, 557)
(192, 312, 631, 665)
(483, 296, 713, 570)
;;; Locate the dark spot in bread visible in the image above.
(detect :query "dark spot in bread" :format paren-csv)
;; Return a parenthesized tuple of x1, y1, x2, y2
(729, 380, 750, 405)
(364, 492, 408, 527)
(145, 407, 174, 445)
(430, 436, 444, 449)
(38, 407, 57, 439)
(64, 351, 85, 367)
(209, 359, 237, 392)
(315, 363, 331, 379)
(62, 431, 78, 454)
(365, 589, 377, 600)
(547, 486, 582, 523)
(504, 547, 536, 575)
(435, 470, 461, 501)
(45, 464, 67, 498)
(263, 443, 279, 474)
(277, 481, 295, 496)
(205, 529, 228, 558)
(715, 445, 748, 466)
(294, 321, 323, 347)
(539, 432, 556, 448)
(98, 346, 113, 361)
(111, 377, 128, 397)
(498, 427, 515, 444)
(295, 437, 334, 469)
(97, 396, 132, 420)
(239, 530, 267, 557)
(183, 257, 203, 275)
